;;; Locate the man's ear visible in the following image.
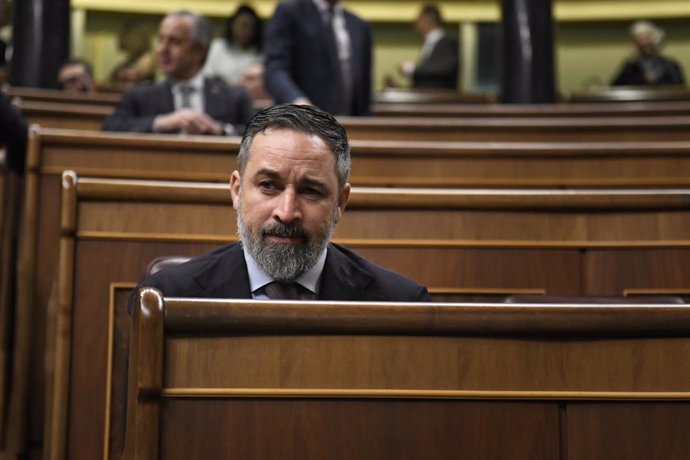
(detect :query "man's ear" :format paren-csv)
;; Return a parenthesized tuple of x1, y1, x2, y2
(334, 183, 351, 223)
(230, 170, 241, 209)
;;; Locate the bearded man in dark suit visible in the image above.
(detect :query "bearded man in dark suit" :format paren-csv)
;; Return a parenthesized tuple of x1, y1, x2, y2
(137, 104, 431, 302)
(103, 10, 254, 136)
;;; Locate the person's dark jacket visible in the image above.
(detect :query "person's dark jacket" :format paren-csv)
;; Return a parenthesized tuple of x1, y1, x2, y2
(102, 78, 254, 134)
(136, 242, 432, 302)
(0, 92, 28, 173)
(612, 56, 686, 86)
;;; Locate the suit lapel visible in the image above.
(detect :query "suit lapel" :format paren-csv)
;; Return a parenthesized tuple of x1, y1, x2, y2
(203, 77, 222, 120)
(160, 80, 175, 113)
(192, 244, 252, 299)
(318, 244, 375, 301)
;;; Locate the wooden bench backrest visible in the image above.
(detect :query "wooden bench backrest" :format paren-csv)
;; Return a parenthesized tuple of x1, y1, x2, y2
(4, 86, 121, 107)
(339, 115, 690, 142)
(125, 289, 690, 459)
(373, 100, 690, 118)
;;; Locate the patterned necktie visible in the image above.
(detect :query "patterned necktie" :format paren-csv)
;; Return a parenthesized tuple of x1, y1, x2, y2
(324, 5, 351, 114)
(179, 84, 195, 109)
(264, 282, 315, 300)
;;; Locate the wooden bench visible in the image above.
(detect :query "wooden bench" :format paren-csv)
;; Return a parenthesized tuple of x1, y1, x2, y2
(373, 100, 690, 118)
(41, 174, 690, 459)
(14, 95, 690, 142)
(4, 86, 121, 108)
(375, 87, 495, 104)
(339, 116, 690, 142)
(27, 127, 690, 187)
(14, 100, 111, 130)
(123, 290, 690, 459)
(566, 86, 690, 103)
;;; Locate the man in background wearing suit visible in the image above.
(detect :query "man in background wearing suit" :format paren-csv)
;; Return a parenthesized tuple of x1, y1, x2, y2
(137, 104, 431, 302)
(264, 0, 372, 116)
(103, 10, 254, 135)
(398, 4, 459, 89)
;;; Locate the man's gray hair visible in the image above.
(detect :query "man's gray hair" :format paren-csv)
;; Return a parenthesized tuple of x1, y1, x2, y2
(237, 104, 351, 190)
(630, 20, 665, 47)
(165, 10, 213, 48)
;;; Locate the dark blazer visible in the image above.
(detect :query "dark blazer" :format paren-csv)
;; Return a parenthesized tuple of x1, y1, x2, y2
(102, 77, 254, 134)
(137, 242, 432, 302)
(413, 34, 459, 90)
(612, 56, 686, 86)
(0, 92, 28, 173)
(264, 0, 372, 116)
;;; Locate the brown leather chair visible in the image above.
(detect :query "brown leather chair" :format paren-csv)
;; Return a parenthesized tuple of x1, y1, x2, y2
(144, 256, 191, 277)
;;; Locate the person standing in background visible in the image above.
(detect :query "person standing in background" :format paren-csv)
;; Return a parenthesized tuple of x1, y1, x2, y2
(264, 0, 372, 116)
(397, 4, 459, 89)
(612, 21, 685, 87)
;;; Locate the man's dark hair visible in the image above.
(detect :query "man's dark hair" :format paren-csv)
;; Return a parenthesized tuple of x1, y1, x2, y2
(60, 58, 94, 78)
(238, 104, 351, 190)
(223, 4, 263, 51)
(420, 4, 443, 27)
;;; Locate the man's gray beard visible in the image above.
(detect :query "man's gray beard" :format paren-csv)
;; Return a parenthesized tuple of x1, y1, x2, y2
(237, 202, 336, 282)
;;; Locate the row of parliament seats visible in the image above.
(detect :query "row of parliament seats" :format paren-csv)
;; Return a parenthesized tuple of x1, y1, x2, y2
(36, 172, 690, 459)
(3, 123, 690, 458)
(3, 84, 690, 458)
(8, 86, 690, 140)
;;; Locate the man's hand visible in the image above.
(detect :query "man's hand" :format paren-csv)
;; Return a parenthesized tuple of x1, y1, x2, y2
(154, 109, 224, 135)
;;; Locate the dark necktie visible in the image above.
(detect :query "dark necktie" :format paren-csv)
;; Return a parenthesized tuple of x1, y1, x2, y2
(264, 281, 312, 300)
(324, 5, 351, 114)
(179, 84, 195, 109)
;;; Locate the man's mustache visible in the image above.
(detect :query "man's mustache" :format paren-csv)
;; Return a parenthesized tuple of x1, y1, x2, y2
(261, 222, 309, 243)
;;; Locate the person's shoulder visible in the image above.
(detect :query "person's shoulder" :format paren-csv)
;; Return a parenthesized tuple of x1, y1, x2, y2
(275, 0, 308, 14)
(329, 243, 431, 301)
(122, 80, 165, 99)
(205, 76, 250, 99)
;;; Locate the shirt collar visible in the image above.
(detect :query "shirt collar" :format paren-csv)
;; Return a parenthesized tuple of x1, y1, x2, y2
(312, 0, 342, 16)
(424, 28, 445, 48)
(242, 244, 328, 296)
(171, 70, 205, 91)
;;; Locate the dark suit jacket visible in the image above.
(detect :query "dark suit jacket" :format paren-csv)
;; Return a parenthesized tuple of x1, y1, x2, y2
(413, 34, 459, 90)
(612, 56, 686, 86)
(137, 242, 432, 302)
(102, 77, 254, 134)
(0, 92, 28, 173)
(264, 0, 372, 116)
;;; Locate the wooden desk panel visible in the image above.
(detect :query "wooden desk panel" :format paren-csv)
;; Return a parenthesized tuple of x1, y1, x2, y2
(121, 294, 690, 459)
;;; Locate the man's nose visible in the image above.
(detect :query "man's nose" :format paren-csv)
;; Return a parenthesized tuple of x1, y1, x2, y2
(273, 189, 301, 224)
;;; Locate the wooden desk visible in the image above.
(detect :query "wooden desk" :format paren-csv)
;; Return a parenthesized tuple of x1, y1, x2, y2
(126, 290, 690, 459)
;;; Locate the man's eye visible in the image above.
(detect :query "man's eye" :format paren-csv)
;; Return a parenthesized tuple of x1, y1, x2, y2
(259, 181, 277, 191)
(302, 187, 323, 197)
